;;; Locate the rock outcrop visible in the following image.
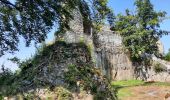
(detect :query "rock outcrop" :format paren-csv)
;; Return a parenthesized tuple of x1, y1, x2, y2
(60, 9, 170, 82)
(93, 26, 133, 80)
(157, 40, 164, 55)
(18, 42, 92, 91)
(60, 10, 134, 81)
(147, 56, 170, 82)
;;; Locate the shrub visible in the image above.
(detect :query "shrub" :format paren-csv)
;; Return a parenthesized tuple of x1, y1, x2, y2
(0, 95, 3, 100)
(154, 63, 165, 73)
(164, 50, 170, 61)
(64, 64, 117, 100)
(54, 87, 73, 100)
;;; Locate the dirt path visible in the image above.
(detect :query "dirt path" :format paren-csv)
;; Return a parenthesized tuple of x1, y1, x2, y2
(119, 86, 170, 100)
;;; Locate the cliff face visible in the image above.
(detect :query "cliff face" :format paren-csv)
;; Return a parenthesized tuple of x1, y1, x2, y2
(60, 10, 134, 81)
(12, 42, 92, 92)
(93, 26, 133, 80)
(60, 9, 170, 82)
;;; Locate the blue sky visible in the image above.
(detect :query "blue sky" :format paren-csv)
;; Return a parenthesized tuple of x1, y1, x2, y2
(0, 0, 170, 71)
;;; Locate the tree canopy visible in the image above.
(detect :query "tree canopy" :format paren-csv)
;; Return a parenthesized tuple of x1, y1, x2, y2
(0, 0, 113, 56)
(112, 0, 168, 64)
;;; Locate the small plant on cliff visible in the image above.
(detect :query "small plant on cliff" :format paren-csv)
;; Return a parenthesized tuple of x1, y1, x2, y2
(54, 87, 73, 100)
(154, 63, 165, 73)
(164, 49, 170, 61)
(64, 64, 117, 100)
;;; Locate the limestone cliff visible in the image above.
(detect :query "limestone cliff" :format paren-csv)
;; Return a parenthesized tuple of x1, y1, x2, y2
(59, 10, 134, 81)
(60, 9, 170, 82)
(93, 26, 134, 80)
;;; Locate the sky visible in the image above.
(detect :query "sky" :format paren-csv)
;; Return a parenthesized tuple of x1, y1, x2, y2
(0, 0, 170, 71)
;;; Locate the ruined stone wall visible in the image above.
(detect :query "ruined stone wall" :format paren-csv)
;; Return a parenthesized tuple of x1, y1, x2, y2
(60, 9, 92, 44)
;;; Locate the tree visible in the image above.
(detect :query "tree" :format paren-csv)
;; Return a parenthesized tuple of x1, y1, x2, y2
(164, 49, 170, 61)
(0, 0, 114, 56)
(112, 0, 168, 64)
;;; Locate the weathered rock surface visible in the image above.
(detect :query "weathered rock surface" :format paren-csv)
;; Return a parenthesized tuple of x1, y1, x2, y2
(60, 10, 134, 81)
(147, 56, 170, 82)
(157, 40, 164, 55)
(93, 26, 134, 80)
(13, 42, 92, 93)
(60, 9, 170, 82)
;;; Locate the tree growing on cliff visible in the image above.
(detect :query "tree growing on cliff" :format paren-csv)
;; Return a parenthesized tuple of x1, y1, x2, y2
(164, 49, 170, 61)
(112, 0, 168, 64)
(0, 0, 114, 56)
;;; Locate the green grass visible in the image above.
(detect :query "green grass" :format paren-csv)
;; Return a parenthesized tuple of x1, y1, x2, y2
(112, 80, 170, 100)
(143, 81, 170, 86)
(112, 80, 144, 87)
(112, 80, 144, 99)
(116, 88, 133, 99)
(112, 80, 170, 88)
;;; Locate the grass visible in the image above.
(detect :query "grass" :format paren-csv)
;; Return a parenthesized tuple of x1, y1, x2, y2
(112, 80, 144, 87)
(112, 80, 170, 100)
(144, 81, 170, 86)
(112, 80, 170, 88)
(112, 80, 144, 99)
(116, 88, 133, 99)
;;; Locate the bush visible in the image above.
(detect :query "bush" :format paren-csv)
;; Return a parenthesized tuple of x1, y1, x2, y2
(64, 64, 117, 100)
(0, 95, 3, 100)
(164, 50, 170, 61)
(154, 63, 165, 73)
(54, 87, 73, 100)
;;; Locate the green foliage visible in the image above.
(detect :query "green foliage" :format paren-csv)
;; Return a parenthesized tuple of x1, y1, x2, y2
(112, 80, 144, 100)
(54, 87, 73, 100)
(64, 64, 117, 100)
(112, 79, 170, 88)
(153, 63, 165, 73)
(0, 95, 3, 100)
(23, 93, 35, 100)
(112, 80, 144, 87)
(8, 57, 20, 65)
(164, 49, 170, 61)
(0, 66, 18, 96)
(0, 41, 94, 97)
(79, 36, 85, 45)
(0, 0, 113, 56)
(112, 0, 168, 64)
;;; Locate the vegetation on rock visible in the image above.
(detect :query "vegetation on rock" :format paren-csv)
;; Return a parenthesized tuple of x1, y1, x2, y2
(0, 41, 117, 100)
(65, 64, 117, 100)
(111, 0, 168, 64)
(153, 62, 166, 73)
(164, 49, 170, 61)
(0, 0, 170, 99)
